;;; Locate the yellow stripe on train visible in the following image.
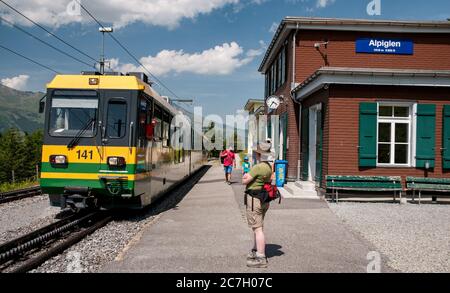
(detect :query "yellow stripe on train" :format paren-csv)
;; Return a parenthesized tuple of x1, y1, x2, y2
(42, 145, 137, 164)
(47, 75, 146, 90)
(41, 172, 137, 181)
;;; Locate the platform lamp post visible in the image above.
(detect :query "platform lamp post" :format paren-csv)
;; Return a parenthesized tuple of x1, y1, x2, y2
(99, 27, 113, 75)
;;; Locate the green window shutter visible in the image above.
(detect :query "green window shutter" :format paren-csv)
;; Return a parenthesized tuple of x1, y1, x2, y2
(359, 103, 377, 167)
(416, 104, 436, 168)
(267, 118, 272, 139)
(443, 105, 450, 169)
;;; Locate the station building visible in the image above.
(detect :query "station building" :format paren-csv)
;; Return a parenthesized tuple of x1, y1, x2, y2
(258, 17, 450, 190)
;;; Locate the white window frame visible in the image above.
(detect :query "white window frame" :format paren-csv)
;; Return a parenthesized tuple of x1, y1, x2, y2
(376, 102, 416, 168)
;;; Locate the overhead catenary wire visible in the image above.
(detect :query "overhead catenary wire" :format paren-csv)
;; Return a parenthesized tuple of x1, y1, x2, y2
(73, 0, 183, 100)
(0, 16, 96, 69)
(0, 0, 97, 63)
(0, 44, 60, 74)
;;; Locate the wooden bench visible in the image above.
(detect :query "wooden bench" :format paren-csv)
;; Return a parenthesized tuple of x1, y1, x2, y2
(406, 177, 450, 205)
(326, 175, 403, 203)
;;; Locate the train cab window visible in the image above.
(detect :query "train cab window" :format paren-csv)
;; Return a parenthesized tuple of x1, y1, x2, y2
(153, 104, 163, 140)
(106, 100, 127, 138)
(49, 95, 98, 137)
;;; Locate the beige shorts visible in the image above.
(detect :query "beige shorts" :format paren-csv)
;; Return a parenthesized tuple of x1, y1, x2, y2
(246, 196, 270, 229)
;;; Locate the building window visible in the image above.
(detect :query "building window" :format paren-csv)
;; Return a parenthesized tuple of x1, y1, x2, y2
(265, 45, 288, 97)
(377, 104, 413, 166)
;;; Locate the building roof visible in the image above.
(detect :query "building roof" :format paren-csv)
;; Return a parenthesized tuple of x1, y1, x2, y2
(291, 67, 450, 101)
(244, 99, 265, 111)
(259, 17, 450, 73)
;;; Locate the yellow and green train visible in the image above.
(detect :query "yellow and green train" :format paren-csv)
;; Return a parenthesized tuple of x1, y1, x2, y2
(40, 72, 206, 210)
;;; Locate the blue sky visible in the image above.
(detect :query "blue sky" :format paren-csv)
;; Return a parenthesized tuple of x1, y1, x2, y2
(0, 0, 449, 117)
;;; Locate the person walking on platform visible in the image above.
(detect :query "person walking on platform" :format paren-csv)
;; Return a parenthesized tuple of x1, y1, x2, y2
(242, 156, 251, 175)
(242, 140, 274, 268)
(220, 146, 236, 185)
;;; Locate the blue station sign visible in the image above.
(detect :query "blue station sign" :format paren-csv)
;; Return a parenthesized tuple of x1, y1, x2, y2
(356, 38, 414, 55)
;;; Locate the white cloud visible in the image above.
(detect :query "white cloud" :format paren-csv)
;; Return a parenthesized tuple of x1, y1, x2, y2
(111, 41, 265, 76)
(0, 0, 240, 29)
(1, 75, 30, 91)
(316, 0, 335, 8)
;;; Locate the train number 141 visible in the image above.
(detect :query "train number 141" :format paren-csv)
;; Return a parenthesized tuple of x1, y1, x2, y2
(76, 150, 94, 160)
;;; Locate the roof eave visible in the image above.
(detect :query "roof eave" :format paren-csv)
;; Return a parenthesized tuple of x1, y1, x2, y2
(292, 68, 450, 102)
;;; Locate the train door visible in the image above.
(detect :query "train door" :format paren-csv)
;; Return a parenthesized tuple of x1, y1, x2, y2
(150, 104, 164, 197)
(136, 95, 152, 201)
(99, 91, 133, 192)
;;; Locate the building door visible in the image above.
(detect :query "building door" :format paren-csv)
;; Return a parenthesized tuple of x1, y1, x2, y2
(301, 107, 309, 181)
(308, 104, 323, 183)
(308, 108, 317, 181)
(315, 107, 323, 184)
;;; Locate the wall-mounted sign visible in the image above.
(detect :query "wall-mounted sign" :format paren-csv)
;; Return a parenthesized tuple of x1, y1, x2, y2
(356, 38, 414, 55)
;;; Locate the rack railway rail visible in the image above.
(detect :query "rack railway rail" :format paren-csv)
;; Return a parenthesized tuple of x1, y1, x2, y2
(0, 211, 112, 273)
(0, 186, 42, 205)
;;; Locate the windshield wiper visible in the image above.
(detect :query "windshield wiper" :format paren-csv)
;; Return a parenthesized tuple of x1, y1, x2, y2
(67, 118, 95, 149)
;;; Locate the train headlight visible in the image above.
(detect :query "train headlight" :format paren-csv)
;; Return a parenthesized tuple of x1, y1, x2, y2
(50, 155, 67, 165)
(108, 157, 126, 167)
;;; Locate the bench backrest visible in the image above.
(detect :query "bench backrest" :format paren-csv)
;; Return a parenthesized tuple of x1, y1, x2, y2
(406, 177, 450, 190)
(326, 175, 402, 189)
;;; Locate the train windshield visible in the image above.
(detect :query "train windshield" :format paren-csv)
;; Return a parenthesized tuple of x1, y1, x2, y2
(49, 95, 98, 137)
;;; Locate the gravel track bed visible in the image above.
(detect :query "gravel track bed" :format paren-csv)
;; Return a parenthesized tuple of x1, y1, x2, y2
(32, 168, 207, 273)
(329, 202, 450, 273)
(0, 195, 60, 244)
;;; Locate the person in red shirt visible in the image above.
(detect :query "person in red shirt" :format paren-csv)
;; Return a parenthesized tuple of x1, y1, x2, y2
(220, 147, 236, 185)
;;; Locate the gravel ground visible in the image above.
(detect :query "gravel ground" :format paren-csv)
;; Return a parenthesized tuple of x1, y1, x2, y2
(0, 195, 60, 243)
(329, 202, 450, 273)
(31, 167, 209, 273)
(31, 213, 160, 273)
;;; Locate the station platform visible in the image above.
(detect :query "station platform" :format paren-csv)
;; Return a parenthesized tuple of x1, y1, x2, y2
(102, 164, 388, 273)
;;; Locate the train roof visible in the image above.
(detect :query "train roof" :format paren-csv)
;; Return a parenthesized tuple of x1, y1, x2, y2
(47, 74, 180, 115)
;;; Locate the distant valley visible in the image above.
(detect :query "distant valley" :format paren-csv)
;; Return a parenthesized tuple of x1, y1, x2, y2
(0, 84, 44, 133)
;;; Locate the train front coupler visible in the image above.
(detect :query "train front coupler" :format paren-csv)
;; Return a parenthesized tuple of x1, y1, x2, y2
(62, 187, 97, 212)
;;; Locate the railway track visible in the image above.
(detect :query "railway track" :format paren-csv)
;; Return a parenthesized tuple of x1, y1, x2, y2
(0, 211, 112, 273)
(0, 186, 42, 205)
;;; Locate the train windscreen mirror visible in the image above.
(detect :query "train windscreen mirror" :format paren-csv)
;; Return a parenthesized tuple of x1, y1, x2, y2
(39, 95, 46, 113)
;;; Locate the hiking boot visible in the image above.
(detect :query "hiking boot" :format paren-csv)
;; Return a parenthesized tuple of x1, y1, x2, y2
(246, 250, 257, 261)
(247, 256, 268, 268)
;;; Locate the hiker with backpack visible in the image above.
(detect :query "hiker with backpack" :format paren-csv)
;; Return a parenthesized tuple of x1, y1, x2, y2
(220, 146, 236, 185)
(242, 139, 280, 268)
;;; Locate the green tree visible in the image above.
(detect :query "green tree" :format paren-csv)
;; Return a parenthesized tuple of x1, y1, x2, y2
(0, 128, 26, 183)
(23, 129, 43, 179)
(0, 128, 42, 183)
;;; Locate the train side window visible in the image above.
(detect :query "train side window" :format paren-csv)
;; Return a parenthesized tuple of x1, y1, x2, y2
(107, 100, 127, 139)
(153, 104, 163, 140)
(162, 111, 170, 147)
(138, 96, 150, 147)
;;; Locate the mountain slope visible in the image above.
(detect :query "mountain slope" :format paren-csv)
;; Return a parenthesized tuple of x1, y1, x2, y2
(0, 84, 44, 133)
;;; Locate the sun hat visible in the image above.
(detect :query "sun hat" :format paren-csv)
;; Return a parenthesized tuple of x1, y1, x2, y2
(254, 139, 275, 162)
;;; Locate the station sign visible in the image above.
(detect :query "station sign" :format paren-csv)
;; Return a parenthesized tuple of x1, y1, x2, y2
(356, 38, 414, 55)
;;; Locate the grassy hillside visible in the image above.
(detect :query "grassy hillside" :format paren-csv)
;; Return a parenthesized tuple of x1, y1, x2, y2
(0, 84, 44, 133)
